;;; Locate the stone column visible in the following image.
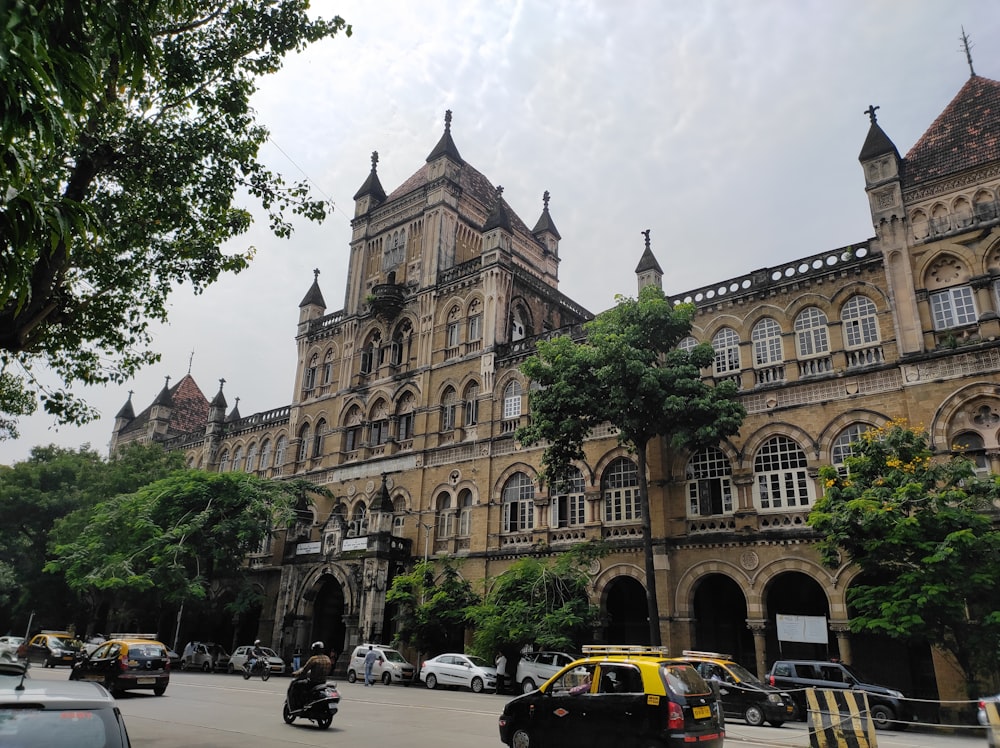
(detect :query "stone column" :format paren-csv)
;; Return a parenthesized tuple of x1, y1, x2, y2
(747, 620, 768, 680)
(830, 622, 853, 664)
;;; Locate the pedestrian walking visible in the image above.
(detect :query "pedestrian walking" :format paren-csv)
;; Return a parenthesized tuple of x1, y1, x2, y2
(363, 645, 383, 686)
(292, 646, 302, 671)
(495, 652, 508, 694)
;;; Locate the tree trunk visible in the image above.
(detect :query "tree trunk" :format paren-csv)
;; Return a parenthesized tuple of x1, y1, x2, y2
(636, 440, 661, 646)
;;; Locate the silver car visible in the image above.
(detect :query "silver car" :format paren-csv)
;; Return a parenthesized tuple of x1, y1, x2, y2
(419, 653, 496, 693)
(229, 645, 286, 675)
(0, 636, 24, 663)
(514, 651, 576, 693)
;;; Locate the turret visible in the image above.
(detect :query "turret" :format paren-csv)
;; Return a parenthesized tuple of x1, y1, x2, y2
(298, 268, 326, 329)
(635, 229, 663, 292)
(531, 190, 561, 257)
(482, 185, 514, 259)
(206, 378, 228, 439)
(148, 376, 173, 439)
(858, 104, 903, 230)
(353, 150, 387, 218)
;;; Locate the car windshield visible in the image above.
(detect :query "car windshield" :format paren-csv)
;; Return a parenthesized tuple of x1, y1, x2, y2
(382, 650, 407, 663)
(465, 655, 490, 668)
(726, 662, 762, 685)
(128, 644, 165, 658)
(664, 664, 711, 696)
(0, 708, 118, 747)
(261, 648, 278, 657)
(839, 663, 869, 683)
(51, 637, 80, 651)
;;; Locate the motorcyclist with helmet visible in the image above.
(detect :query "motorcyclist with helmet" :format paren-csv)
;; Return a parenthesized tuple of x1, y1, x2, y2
(289, 641, 332, 710)
(248, 639, 265, 673)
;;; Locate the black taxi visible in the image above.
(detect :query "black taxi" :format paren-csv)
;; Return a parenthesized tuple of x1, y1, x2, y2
(498, 645, 724, 748)
(677, 649, 794, 727)
(70, 634, 170, 696)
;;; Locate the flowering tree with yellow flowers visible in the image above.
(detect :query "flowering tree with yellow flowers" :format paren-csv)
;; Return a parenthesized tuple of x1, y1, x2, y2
(809, 420, 1000, 694)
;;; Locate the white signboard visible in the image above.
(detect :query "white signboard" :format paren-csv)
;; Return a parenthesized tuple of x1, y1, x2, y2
(341, 536, 369, 552)
(776, 614, 828, 644)
(296, 541, 321, 555)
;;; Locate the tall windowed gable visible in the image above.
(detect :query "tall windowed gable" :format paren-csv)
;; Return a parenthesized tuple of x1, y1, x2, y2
(795, 307, 830, 357)
(751, 318, 783, 366)
(463, 381, 480, 426)
(930, 286, 977, 329)
(502, 472, 535, 532)
(712, 327, 741, 374)
(842, 296, 879, 347)
(603, 457, 640, 522)
(551, 468, 586, 528)
(436, 492, 454, 537)
(753, 436, 813, 510)
(831, 423, 871, 472)
(458, 489, 473, 536)
(686, 447, 733, 517)
(503, 380, 522, 420)
(441, 387, 457, 431)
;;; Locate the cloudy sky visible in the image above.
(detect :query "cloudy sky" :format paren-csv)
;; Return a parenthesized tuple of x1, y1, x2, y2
(4, 0, 1000, 464)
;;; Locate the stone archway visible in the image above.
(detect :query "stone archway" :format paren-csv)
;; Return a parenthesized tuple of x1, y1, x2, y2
(310, 574, 347, 660)
(691, 573, 754, 666)
(602, 575, 648, 645)
(764, 571, 831, 662)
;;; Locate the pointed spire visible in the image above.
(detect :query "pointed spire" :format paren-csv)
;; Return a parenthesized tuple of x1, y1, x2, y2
(152, 375, 173, 407)
(226, 396, 241, 423)
(483, 185, 514, 233)
(858, 103, 900, 162)
(115, 390, 135, 420)
(635, 229, 663, 274)
(531, 189, 561, 239)
(353, 150, 387, 202)
(961, 27, 976, 78)
(210, 378, 227, 409)
(425, 110, 464, 163)
(299, 267, 326, 309)
(375, 473, 394, 514)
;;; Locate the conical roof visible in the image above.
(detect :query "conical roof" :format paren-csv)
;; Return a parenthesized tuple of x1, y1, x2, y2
(425, 110, 463, 163)
(483, 186, 514, 233)
(115, 391, 135, 421)
(635, 230, 663, 274)
(299, 269, 326, 309)
(353, 150, 387, 202)
(858, 106, 900, 162)
(531, 190, 561, 240)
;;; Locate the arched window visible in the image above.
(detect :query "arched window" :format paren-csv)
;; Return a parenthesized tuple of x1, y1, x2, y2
(297, 424, 310, 461)
(458, 489, 473, 536)
(502, 472, 535, 533)
(390, 320, 411, 367)
(446, 305, 462, 352)
(551, 467, 586, 528)
(503, 380, 522, 420)
(441, 387, 458, 431)
(349, 503, 368, 537)
(312, 419, 326, 458)
(751, 318, 783, 366)
(603, 457, 640, 522)
(246, 442, 258, 472)
(260, 439, 272, 470)
(304, 354, 318, 390)
(463, 381, 480, 426)
(275, 436, 288, 466)
(711, 328, 741, 375)
(322, 349, 334, 385)
(831, 424, 871, 473)
(686, 447, 733, 517)
(393, 498, 407, 535)
(794, 307, 830, 357)
(360, 332, 380, 374)
(753, 436, 814, 510)
(467, 299, 482, 343)
(344, 406, 363, 451)
(231, 446, 244, 472)
(370, 401, 389, 445)
(396, 393, 415, 442)
(677, 336, 698, 353)
(218, 450, 230, 473)
(953, 431, 989, 475)
(436, 492, 454, 538)
(842, 296, 880, 348)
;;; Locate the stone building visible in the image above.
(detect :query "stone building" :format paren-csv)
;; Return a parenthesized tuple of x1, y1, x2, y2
(112, 68, 1000, 709)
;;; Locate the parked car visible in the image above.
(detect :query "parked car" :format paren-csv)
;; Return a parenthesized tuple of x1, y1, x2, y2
(767, 658, 910, 730)
(498, 645, 725, 748)
(70, 636, 170, 697)
(229, 645, 286, 675)
(513, 651, 576, 693)
(0, 635, 24, 663)
(420, 653, 497, 693)
(346, 644, 415, 685)
(979, 693, 999, 748)
(0, 677, 132, 747)
(180, 641, 230, 672)
(677, 650, 794, 726)
(24, 631, 83, 668)
(0, 660, 27, 680)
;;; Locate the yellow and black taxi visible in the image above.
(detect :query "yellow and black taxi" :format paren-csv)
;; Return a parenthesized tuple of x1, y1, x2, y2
(677, 649, 795, 727)
(70, 634, 170, 696)
(498, 645, 724, 748)
(24, 631, 83, 668)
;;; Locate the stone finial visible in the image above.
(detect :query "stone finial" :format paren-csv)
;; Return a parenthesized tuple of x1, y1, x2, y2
(864, 104, 879, 125)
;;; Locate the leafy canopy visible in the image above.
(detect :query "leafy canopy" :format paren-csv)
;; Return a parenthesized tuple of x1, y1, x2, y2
(0, 0, 351, 437)
(809, 420, 1000, 692)
(385, 559, 480, 656)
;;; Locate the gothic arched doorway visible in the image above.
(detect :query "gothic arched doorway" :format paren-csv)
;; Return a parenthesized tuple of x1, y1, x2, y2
(311, 574, 347, 660)
(764, 571, 830, 662)
(692, 573, 754, 668)
(603, 575, 648, 645)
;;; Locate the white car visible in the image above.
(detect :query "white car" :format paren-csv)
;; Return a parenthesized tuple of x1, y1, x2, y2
(0, 636, 24, 663)
(419, 653, 496, 693)
(346, 644, 415, 685)
(228, 645, 286, 675)
(513, 651, 576, 693)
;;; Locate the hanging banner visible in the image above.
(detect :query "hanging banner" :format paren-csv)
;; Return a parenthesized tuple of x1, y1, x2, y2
(776, 614, 828, 644)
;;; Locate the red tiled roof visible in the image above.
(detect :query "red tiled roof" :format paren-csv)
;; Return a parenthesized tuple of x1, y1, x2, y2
(119, 374, 209, 439)
(905, 75, 1000, 186)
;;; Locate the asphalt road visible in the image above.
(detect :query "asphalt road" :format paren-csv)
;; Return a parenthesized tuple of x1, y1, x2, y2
(25, 666, 989, 748)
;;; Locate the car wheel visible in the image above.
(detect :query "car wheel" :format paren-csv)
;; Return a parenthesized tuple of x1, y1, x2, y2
(261, 668, 270, 682)
(425, 673, 437, 689)
(511, 727, 533, 748)
(153, 685, 166, 696)
(316, 713, 333, 729)
(870, 705, 894, 730)
(282, 702, 295, 724)
(744, 704, 766, 726)
(520, 678, 536, 694)
(382, 672, 392, 686)
(346, 670, 356, 683)
(201, 661, 211, 673)
(242, 668, 251, 680)
(227, 663, 235, 674)
(471, 676, 484, 694)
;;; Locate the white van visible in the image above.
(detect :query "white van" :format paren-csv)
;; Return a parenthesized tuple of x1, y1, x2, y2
(346, 644, 415, 685)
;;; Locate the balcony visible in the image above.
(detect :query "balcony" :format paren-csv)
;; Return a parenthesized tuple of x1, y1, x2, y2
(368, 282, 406, 320)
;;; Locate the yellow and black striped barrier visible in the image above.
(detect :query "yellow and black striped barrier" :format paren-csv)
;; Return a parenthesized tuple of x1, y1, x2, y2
(806, 688, 878, 748)
(985, 698, 1000, 747)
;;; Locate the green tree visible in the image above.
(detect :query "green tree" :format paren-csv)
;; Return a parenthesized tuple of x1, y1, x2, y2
(0, 1, 351, 435)
(47, 472, 329, 632)
(0, 443, 183, 632)
(466, 543, 605, 662)
(517, 284, 745, 645)
(809, 420, 1000, 694)
(385, 559, 480, 656)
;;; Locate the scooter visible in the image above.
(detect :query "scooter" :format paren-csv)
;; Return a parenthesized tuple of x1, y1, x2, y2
(282, 679, 341, 729)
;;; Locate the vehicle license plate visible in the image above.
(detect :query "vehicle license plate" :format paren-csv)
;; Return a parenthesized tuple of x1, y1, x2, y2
(692, 705, 711, 720)
(328, 703, 337, 711)
(137, 677, 155, 685)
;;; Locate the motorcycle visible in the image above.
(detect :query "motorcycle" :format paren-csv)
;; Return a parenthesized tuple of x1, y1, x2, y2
(282, 679, 341, 729)
(242, 656, 271, 681)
